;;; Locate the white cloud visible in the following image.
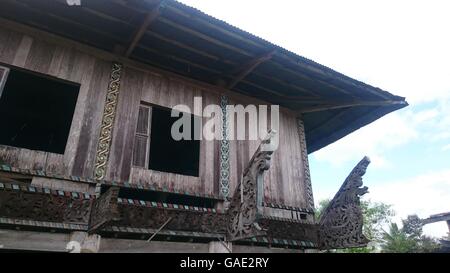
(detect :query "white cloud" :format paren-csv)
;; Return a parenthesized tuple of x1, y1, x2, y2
(180, 0, 450, 168)
(312, 110, 418, 168)
(180, 0, 450, 104)
(312, 99, 450, 168)
(179, 0, 450, 239)
(368, 169, 450, 238)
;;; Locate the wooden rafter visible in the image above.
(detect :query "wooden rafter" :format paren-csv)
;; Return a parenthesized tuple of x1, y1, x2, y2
(224, 50, 275, 89)
(296, 100, 407, 114)
(150, 13, 368, 98)
(125, 0, 164, 57)
(159, 7, 390, 100)
(140, 30, 319, 97)
(135, 44, 319, 101)
(4, 0, 123, 44)
(23, 0, 393, 101)
(137, 43, 224, 74)
(236, 80, 316, 100)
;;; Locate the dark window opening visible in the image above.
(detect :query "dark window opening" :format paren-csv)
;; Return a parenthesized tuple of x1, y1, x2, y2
(0, 66, 79, 154)
(148, 106, 200, 177)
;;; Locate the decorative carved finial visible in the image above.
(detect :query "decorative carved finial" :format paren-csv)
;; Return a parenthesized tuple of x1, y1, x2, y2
(226, 130, 277, 241)
(318, 156, 371, 249)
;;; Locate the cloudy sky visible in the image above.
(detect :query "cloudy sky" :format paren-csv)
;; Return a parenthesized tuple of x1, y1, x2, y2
(178, 0, 450, 237)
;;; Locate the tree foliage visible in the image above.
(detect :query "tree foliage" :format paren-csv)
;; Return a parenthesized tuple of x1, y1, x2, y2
(381, 214, 440, 253)
(380, 223, 417, 253)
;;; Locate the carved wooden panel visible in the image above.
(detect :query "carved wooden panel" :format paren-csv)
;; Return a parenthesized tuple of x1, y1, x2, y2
(227, 131, 276, 241)
(0, 189, 92, 224)
(258, 217, 318, 243)
(89, 186, 120, 232)
(116, 204, 227, 234)
(93, 63, 123, 180)
(318, 156, 370, 249)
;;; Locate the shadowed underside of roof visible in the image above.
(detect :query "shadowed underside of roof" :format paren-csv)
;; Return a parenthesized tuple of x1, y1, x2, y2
(0, 0, 408, 153)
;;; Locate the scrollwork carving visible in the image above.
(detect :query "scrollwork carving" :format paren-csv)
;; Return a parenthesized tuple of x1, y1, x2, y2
(226, 131, 277, 241)
(318, 156, 370, 249)
(0, 190, 92, 224)
(94, 63, 123, 180)
(297, 117, 314, 211)
(89, 186, 120, 232)
(219, 95, 231, 199)
(116, 205, 227, 234)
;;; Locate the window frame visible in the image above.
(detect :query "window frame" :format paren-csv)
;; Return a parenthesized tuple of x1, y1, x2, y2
(0, 64, 80, 155)
(132, 103, 201, 177)
(0, 65, 10, 99)
(132, 104, 152, 168)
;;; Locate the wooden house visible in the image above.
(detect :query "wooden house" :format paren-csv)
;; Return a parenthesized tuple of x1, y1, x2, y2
(0, 0, 407, 253)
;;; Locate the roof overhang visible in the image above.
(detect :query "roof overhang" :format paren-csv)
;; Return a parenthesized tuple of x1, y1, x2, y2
(0, 0, 408, 153)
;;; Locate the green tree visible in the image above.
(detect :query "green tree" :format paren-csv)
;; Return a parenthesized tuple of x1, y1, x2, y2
(401, 214, 440, 253)
(381, 223, 417, 253)
(380, 214, 440, 253)
(402, 215, 423, 238)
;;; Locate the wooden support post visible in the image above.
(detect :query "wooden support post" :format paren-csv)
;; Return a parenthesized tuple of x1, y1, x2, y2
(68, 232, 101, 253)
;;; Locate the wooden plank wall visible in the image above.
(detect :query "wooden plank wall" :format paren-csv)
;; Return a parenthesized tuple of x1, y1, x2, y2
(107, 68, 222, 198)
(0, 25, 111, 179)
(226, 98, 308, 208)
(0, 25, 308, 208)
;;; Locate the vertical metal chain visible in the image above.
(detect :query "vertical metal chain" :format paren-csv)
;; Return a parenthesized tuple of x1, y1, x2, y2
(220, 95, 230, 199)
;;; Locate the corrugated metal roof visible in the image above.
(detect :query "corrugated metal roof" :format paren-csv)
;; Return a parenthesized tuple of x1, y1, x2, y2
(0, 0, 408, 152)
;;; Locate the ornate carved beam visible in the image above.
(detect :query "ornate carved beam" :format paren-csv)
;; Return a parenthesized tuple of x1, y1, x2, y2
(0, 182, 93, 226)
(88, 186, 120, 233)
(115, 203, 227, 234)
(318, 156, 371, 249)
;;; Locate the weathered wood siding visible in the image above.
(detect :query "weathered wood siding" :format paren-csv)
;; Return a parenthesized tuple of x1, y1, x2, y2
(107, 68, 222, 198)
(0, 26, 110, 178)
(0, 25, 309, 208)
